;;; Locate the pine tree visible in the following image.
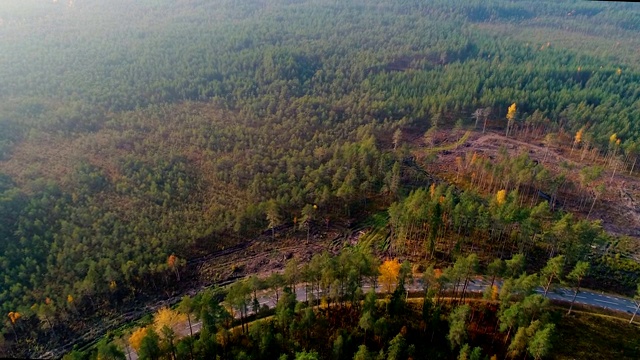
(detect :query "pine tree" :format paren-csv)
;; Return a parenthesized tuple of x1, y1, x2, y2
(566, 261, 589, 314)
(527, 324, 555, 360)
(266, 199, 282, 240)
(540, 255, 564, 296)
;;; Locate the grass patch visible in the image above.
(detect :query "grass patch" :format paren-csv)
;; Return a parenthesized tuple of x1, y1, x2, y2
(423, 130, 471, 154)
(553, 311, 640, 360)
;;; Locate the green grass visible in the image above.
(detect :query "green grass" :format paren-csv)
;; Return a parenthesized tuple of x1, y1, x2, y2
(423, 130, 471, 154)
(553, 311, 640, 360)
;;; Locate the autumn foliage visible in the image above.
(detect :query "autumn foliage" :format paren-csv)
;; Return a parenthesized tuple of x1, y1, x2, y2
(153, 307, 186, 333)
(8, 312, 21, 324)
(129, 327, 147, 351)
(496, 189, 507, 206)
(506, 103, 517, 122)
(574, 128, 583, 145)
(378, 259, 401, 293)
(506, 103, 517, 137)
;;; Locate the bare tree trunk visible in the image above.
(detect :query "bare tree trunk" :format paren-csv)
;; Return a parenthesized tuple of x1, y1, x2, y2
(543, 275, 554, 297)
(460, 275, 471, 302)
(630, 302, 640, 324)
(9, 323, 17, 341)
(567, 288, 579, 315)
(587, 192, 599, 219)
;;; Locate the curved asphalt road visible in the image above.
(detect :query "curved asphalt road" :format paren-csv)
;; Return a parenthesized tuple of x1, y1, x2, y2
(125, 276, 639, 360)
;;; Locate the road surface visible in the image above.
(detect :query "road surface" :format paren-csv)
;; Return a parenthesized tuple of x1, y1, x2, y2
(126, 277, 639, 360)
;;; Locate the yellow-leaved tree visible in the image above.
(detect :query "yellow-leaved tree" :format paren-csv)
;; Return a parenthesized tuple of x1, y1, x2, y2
(506, 103, 517, 137)
(129, 327, 147, 351)
(574, 128, 583, 145)
(378, 259, 401, 293)
(496, 189, 507, 206)
(571, 128, 584, 156)
(608, 133, 620, 164)
(153, 307, 187, 334)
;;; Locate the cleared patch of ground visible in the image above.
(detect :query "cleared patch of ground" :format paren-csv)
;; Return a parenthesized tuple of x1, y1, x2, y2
(411, 128, 640, 258)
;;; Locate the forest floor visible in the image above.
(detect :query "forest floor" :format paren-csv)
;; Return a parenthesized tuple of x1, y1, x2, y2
(124, 283, 640, 360)
(44, 127, 640, 358)
(190, 225, 348, 289)
(412, 128, 640, 259)
(46, 225, 349, 358)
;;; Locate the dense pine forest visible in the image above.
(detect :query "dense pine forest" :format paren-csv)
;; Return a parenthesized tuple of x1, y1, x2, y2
(1, 0, 640, 358)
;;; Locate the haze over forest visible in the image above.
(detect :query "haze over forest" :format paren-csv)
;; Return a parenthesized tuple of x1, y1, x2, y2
(1, 1, 640, 359)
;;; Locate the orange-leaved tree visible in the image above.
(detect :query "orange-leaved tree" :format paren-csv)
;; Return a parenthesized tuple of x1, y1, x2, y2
(378, 259, 401, 293)
(8, 311, 21, 324)
(571, 128, 584, 156)
(7, 312, 21, 338)
(168, 254, 181, 281)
